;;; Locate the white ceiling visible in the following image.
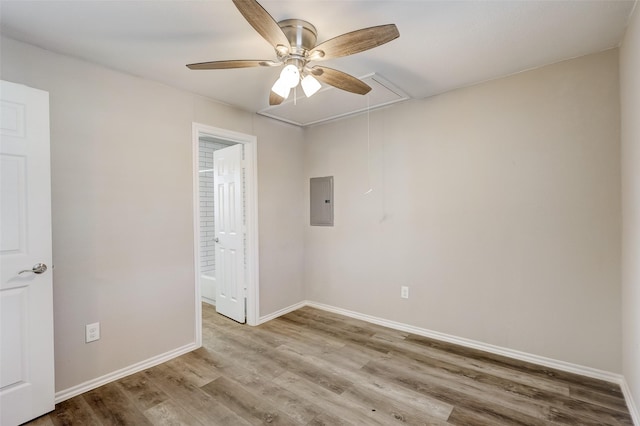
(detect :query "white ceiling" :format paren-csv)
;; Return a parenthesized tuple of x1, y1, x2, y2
(0, 0, 636, 115)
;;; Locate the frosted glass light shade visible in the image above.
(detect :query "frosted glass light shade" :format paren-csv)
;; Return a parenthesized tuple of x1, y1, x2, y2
(280, 64, 300, 88)
(301, 75, 321, 97)
(271, 77, 291, 99)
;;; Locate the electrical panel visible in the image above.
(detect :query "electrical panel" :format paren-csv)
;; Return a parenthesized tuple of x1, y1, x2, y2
(310, 176, 333, 226)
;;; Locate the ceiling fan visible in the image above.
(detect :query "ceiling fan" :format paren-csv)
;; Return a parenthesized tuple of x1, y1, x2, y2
(186, 0, 400, 106)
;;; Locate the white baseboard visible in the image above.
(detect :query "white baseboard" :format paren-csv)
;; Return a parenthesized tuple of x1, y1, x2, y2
(54, 342, 199, 403)
(55, 300, 638, 425)
(257, 300, 307, 325)
(305, 300, 640, 423)
(229, 299, 640, 424)
(201, 296, 215, 306)
(621, 378, 640, 426)
(305, 301, 624, 384)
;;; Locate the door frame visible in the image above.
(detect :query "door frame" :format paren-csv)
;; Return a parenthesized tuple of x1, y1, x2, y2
(192, 122, 260, 340)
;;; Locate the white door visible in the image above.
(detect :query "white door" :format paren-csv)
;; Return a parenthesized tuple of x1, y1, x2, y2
(213, 144, 245, 323)
(0, 81, 55, 426)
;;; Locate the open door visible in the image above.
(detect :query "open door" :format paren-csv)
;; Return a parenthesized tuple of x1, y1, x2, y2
(0, 80, 55, 425)
(213, 144, 246, 323)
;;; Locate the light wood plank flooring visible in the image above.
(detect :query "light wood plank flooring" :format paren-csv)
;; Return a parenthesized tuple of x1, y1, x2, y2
(26, 304, 633, 425)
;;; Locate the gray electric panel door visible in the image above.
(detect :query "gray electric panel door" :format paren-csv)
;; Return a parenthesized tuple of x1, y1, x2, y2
(310, 176, 334, 226)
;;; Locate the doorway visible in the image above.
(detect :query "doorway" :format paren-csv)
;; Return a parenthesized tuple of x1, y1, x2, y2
(192, 123, 260, 342)
(198, 136, 236, 306)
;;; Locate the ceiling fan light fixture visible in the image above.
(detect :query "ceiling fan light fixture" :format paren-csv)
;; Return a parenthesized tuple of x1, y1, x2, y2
(271, 77, 291, 99)
(280, 64, 300, 88)
(186, 0, 399, 106)
(301, 74, 321, 97)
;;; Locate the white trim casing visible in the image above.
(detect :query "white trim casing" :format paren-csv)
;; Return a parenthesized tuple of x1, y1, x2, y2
(54, 343, 197, 403)
(191, 124, 203, 348)
(258, 301, 307, 325)
(621, 379, 640, 426)
(244, 137, 260, 326)
(192, 123, 260, 328)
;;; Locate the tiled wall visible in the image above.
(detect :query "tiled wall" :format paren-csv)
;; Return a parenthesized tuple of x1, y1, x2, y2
(199, 141, 216, 275)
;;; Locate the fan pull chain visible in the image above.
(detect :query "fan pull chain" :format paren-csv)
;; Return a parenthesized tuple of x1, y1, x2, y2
(365, 93, 372, 195)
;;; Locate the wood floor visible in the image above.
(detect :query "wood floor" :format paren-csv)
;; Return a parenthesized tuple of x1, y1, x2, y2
(26, 304, 633, 425)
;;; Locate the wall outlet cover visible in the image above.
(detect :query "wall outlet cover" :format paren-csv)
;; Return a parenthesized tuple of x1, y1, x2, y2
(401, 286, 409, 299)
(86, 322, 100, 343)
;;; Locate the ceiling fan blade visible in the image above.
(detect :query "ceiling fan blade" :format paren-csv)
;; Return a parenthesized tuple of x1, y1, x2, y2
(309, 24, 399, 61)
(232, 0, 290, 52)
(310, 66, 371, 95)
(269, 91, 285, 106)
(186, 60, 279, 70)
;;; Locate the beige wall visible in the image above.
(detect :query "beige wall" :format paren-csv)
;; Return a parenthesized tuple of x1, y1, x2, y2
(621, 5, 640, 415)
(0, 36, 305, 391)
(254, 115, 306, 316)
(303, 50, 622, 372)
(0, 31, 628, 395)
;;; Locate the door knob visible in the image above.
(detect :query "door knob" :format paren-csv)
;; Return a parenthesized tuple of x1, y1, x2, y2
(18, 263, 48, 275)
(214, 238, 219, 243)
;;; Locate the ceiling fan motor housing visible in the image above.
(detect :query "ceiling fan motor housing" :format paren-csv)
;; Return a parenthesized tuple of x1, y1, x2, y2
(278, 19, 318, 60)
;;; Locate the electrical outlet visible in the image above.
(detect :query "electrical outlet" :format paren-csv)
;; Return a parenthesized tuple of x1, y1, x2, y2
(401, 286, 409, 299)
(86, 322, 100, 343)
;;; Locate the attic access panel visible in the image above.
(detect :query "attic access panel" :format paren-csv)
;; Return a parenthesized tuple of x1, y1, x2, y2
(258, 73, 408, 127)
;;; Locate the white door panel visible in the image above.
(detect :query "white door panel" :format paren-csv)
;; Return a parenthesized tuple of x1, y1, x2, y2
(214, 144, 245, 323)
(0, 80, 55, 426)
